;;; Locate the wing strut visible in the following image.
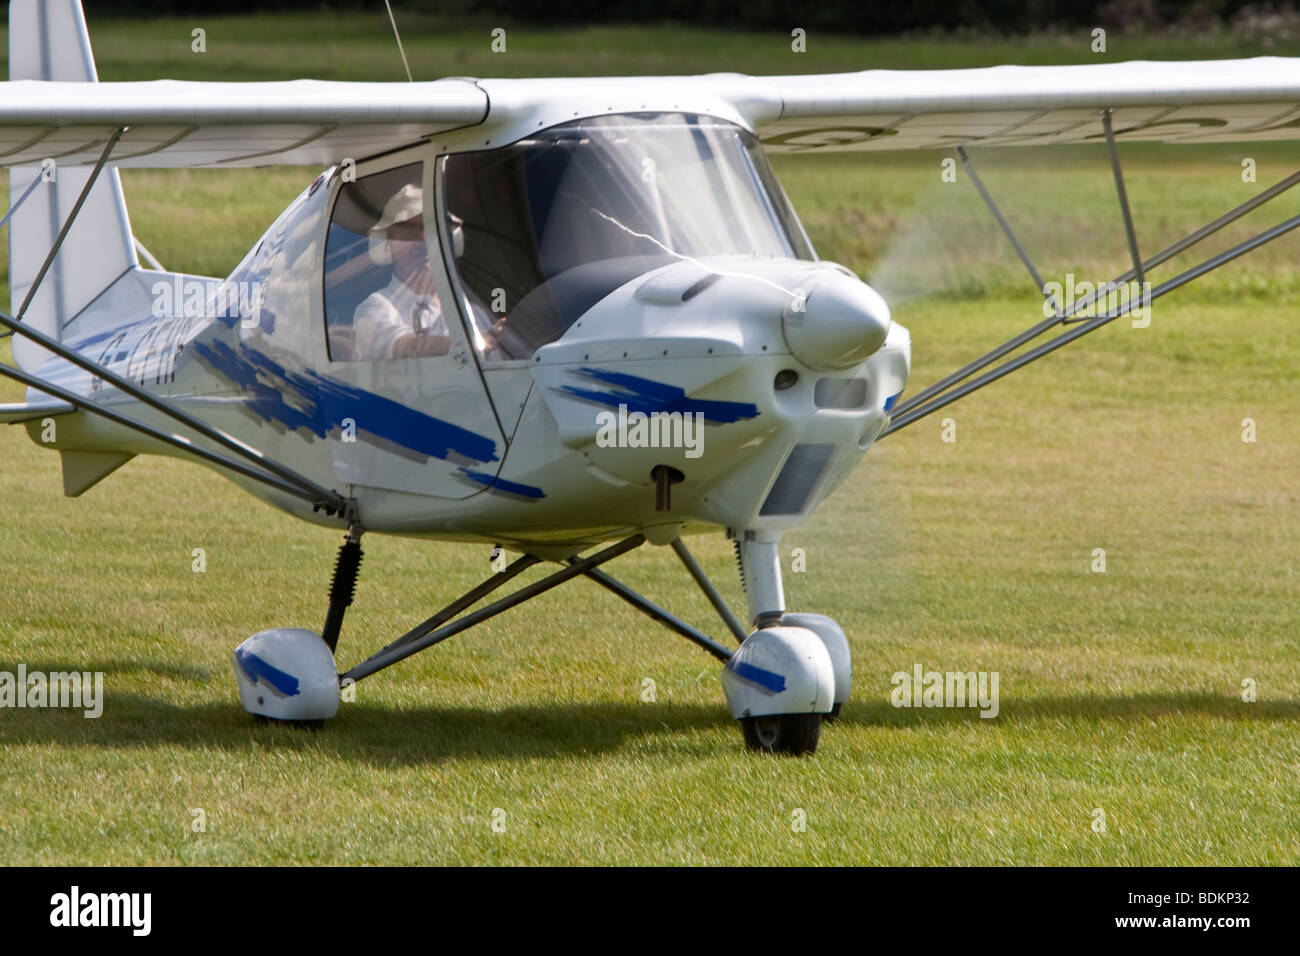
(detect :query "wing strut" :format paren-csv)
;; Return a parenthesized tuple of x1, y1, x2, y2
(13, 127, 123, 326)
(880, 129, 1300, 439)
(1103, 110, 1146, 299)
(881, 206, 1300, 437)
(0, 174, 44, 239)
(956, 145, 1059, 318)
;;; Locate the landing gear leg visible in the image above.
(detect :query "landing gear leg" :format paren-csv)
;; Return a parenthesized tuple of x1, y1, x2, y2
(232, 523, 364, 726)
(721, 530, 835, 755)
(321, 525, 364, 654)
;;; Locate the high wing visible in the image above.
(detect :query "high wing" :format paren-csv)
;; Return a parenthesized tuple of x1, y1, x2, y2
(744, 58, 1300, 151)
(3, 58, 1300, 169)
(0, 78, 488, 167)
(0, 0, 486, 169)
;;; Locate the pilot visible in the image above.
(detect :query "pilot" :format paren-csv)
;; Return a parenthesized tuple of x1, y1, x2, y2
(353, 184, 450, 360)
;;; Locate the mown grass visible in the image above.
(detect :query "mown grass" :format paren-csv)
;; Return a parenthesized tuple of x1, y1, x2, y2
(0, 16, 1296, 865)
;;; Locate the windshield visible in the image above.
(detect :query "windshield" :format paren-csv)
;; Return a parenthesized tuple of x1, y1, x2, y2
(442, 112, 812, 359)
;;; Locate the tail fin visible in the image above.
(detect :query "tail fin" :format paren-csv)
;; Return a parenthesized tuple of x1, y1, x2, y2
(8, 0, 138, 371)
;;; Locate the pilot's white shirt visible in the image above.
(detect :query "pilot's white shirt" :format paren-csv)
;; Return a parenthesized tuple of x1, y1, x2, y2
(353, 274, 448, 359)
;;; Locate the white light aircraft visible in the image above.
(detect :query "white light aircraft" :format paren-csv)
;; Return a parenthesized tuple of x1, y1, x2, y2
(2, 1, 1297, 753)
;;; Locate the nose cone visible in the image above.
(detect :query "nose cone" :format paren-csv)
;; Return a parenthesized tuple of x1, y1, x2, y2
(782, 272, 892, 370)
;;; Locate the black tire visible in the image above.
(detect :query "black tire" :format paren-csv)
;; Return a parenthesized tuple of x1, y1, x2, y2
(252, 714, 326, 732)
(822, 701, 843, 724)
(740, 713, 821, 755)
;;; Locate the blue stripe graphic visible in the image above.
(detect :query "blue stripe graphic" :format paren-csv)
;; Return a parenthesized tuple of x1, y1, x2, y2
(193, 340, 499, 464)
(727, 659, 787, 694)
(458, 467, 545, 500)
(234, 647, 301, 697)
(557, 367, 759, 424)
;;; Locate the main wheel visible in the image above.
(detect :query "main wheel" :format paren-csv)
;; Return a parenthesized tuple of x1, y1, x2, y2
(252, 714, 326, 731)
(740, 713, 821, 755)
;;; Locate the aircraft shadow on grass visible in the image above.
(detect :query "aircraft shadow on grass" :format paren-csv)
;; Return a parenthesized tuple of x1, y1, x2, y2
(0, 694, 735, 764)
(2, 656, 215, 682)
(0, 657, 1295, 766)
(844, 692, 1300, 727)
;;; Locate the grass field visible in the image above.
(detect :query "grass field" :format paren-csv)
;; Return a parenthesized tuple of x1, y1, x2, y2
(0, 14, 1298, 865)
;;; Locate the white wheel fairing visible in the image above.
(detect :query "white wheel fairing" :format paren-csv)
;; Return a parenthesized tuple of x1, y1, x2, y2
(233, 627, 340, 721)
(781, 612, 852, 707)
(720, 625, 834, 719)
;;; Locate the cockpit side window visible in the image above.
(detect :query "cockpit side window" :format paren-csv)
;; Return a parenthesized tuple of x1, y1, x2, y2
(441, 149, 554, 360)
(323, 163, 450, 361)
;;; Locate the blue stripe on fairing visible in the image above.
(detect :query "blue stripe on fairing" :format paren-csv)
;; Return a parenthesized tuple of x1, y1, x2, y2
(192, 340, 499, 464)
(883, 391, 902, 412)
(556, 367, 759, 425)
(726, 659, 787, 694)
(458, 467, 545, 499)
(234, 647, 300, 697)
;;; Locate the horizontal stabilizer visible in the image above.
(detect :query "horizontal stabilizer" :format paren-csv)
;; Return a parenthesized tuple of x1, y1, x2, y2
(0, 399, 76, 423)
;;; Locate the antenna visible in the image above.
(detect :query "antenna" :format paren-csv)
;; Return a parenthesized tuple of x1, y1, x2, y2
(383, 0, 414, 82)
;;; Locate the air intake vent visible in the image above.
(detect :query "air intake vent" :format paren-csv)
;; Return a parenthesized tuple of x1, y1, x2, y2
(759, 443, 834, 516)
(814, 378, 868, 409)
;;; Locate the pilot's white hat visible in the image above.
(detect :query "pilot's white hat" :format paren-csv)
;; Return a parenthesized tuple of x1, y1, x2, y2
(368, 184, 424, 265)
(371, 184, 423, 234)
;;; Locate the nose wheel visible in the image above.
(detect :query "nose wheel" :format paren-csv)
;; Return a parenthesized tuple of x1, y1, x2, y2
(741, 713, 822, 755)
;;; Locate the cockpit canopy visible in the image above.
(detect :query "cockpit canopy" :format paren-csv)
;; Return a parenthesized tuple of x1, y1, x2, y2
(443, 112, 814, 359)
